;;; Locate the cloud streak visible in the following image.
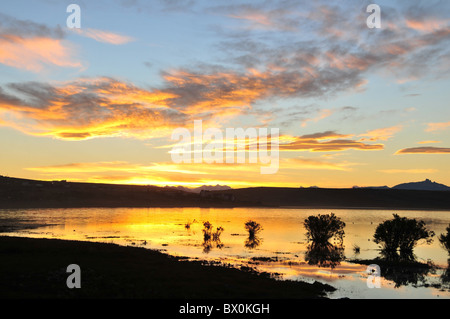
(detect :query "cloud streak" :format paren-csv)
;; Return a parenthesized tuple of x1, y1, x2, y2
(359, 125, 403, 142)
(279, 131, 384, 152)
(379, 168, 438, 174)
(425, 121, 450, 132)
(396, 147, 450, 154)
(70, 28, 135, 45)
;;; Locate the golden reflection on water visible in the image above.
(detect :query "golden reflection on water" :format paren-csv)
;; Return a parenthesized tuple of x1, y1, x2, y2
(1, 207, 450, 298)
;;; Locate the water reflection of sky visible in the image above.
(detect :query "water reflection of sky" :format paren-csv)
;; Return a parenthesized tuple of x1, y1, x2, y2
(1, 207, 449, 299)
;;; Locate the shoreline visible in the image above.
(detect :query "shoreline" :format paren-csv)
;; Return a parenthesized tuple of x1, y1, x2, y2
(0, 235, 334, 299)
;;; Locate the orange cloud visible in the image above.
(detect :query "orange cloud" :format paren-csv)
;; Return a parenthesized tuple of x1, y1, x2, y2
(0, 77, 182, 140)
(71, 28, 135, 45)
(425, 121, 450, 132)
(417, 140, 441, 144)
(229, 12, 274, 28)
(3, 69, 289, 140)
(0, 35, 82, 72)
(406, 19, 448, 32)
(159, 130, 379, 155)
(225, 6, 301, 32)
(396, 147, 450, 154)
(359, 125, 403, 142)
(279, 132, 383, 152)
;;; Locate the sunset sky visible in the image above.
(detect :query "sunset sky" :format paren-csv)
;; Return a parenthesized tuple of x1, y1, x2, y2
(0, 0, 449, 189)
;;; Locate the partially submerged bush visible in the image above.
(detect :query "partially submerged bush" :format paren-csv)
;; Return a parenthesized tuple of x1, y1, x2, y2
(305, 242, 345, 269)
(304, 213, 345, 246)
(439, 224, 450, 253)
(245, 220, 263, 238)
(373, 214, 434, 254)
(303, 213, 346, 268)
(202, 221, 224, 253)
(244, 220, 263, 249)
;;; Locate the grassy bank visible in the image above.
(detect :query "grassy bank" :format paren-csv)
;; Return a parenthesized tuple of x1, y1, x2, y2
(0, 236, 334, 299)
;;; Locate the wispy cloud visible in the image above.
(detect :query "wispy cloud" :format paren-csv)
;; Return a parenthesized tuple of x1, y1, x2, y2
(405, 18, 448, 32)
(359, 125, 403, 142)
(70, 28, 135, 45)
(0, 13, 134, 73)
(378, 168, 438, 174)
(418, 140, 441, 144)
(279, 131, 383, 152)
(396, 147, 450, 154)
(223, 4, 303, 32)
(425, 121, 450, 132)
(213, 0, 450, 87)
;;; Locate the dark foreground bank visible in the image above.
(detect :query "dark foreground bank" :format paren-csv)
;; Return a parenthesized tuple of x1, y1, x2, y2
(0, 236, 333, 299)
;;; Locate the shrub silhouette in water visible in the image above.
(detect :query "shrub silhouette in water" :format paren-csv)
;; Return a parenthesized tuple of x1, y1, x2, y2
(244, 220, 263, 249)
(305, 242, 345, 269)
(439, 224, 450, 253)
(303, 213, 346, 268)
(202, 221, 224, 253)
(373, 214, 434, 257)
(304, 213, 345, 246)
(351, 215, 437, 288)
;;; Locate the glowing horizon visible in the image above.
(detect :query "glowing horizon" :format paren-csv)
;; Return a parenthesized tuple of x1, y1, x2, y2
(0, 1, 449, 189)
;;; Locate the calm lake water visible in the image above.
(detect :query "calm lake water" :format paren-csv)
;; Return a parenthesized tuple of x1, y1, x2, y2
(1, 207, 450, 299)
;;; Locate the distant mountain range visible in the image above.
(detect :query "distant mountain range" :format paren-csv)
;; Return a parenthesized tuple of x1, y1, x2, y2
(183, 179, 450, 192)
(354, 179, 450, 191)
(180, 179, 450, 192)
(164, 185, 232, 193)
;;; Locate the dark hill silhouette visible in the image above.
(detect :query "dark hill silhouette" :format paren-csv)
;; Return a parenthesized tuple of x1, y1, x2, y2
(0, 176, 241, 208)
(392, 179, 450, 191)
(213, 186, 450, 210)
(1, 175, 450, 209)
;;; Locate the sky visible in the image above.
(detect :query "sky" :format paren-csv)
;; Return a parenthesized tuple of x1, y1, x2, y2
(0, 0, 449, 189)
